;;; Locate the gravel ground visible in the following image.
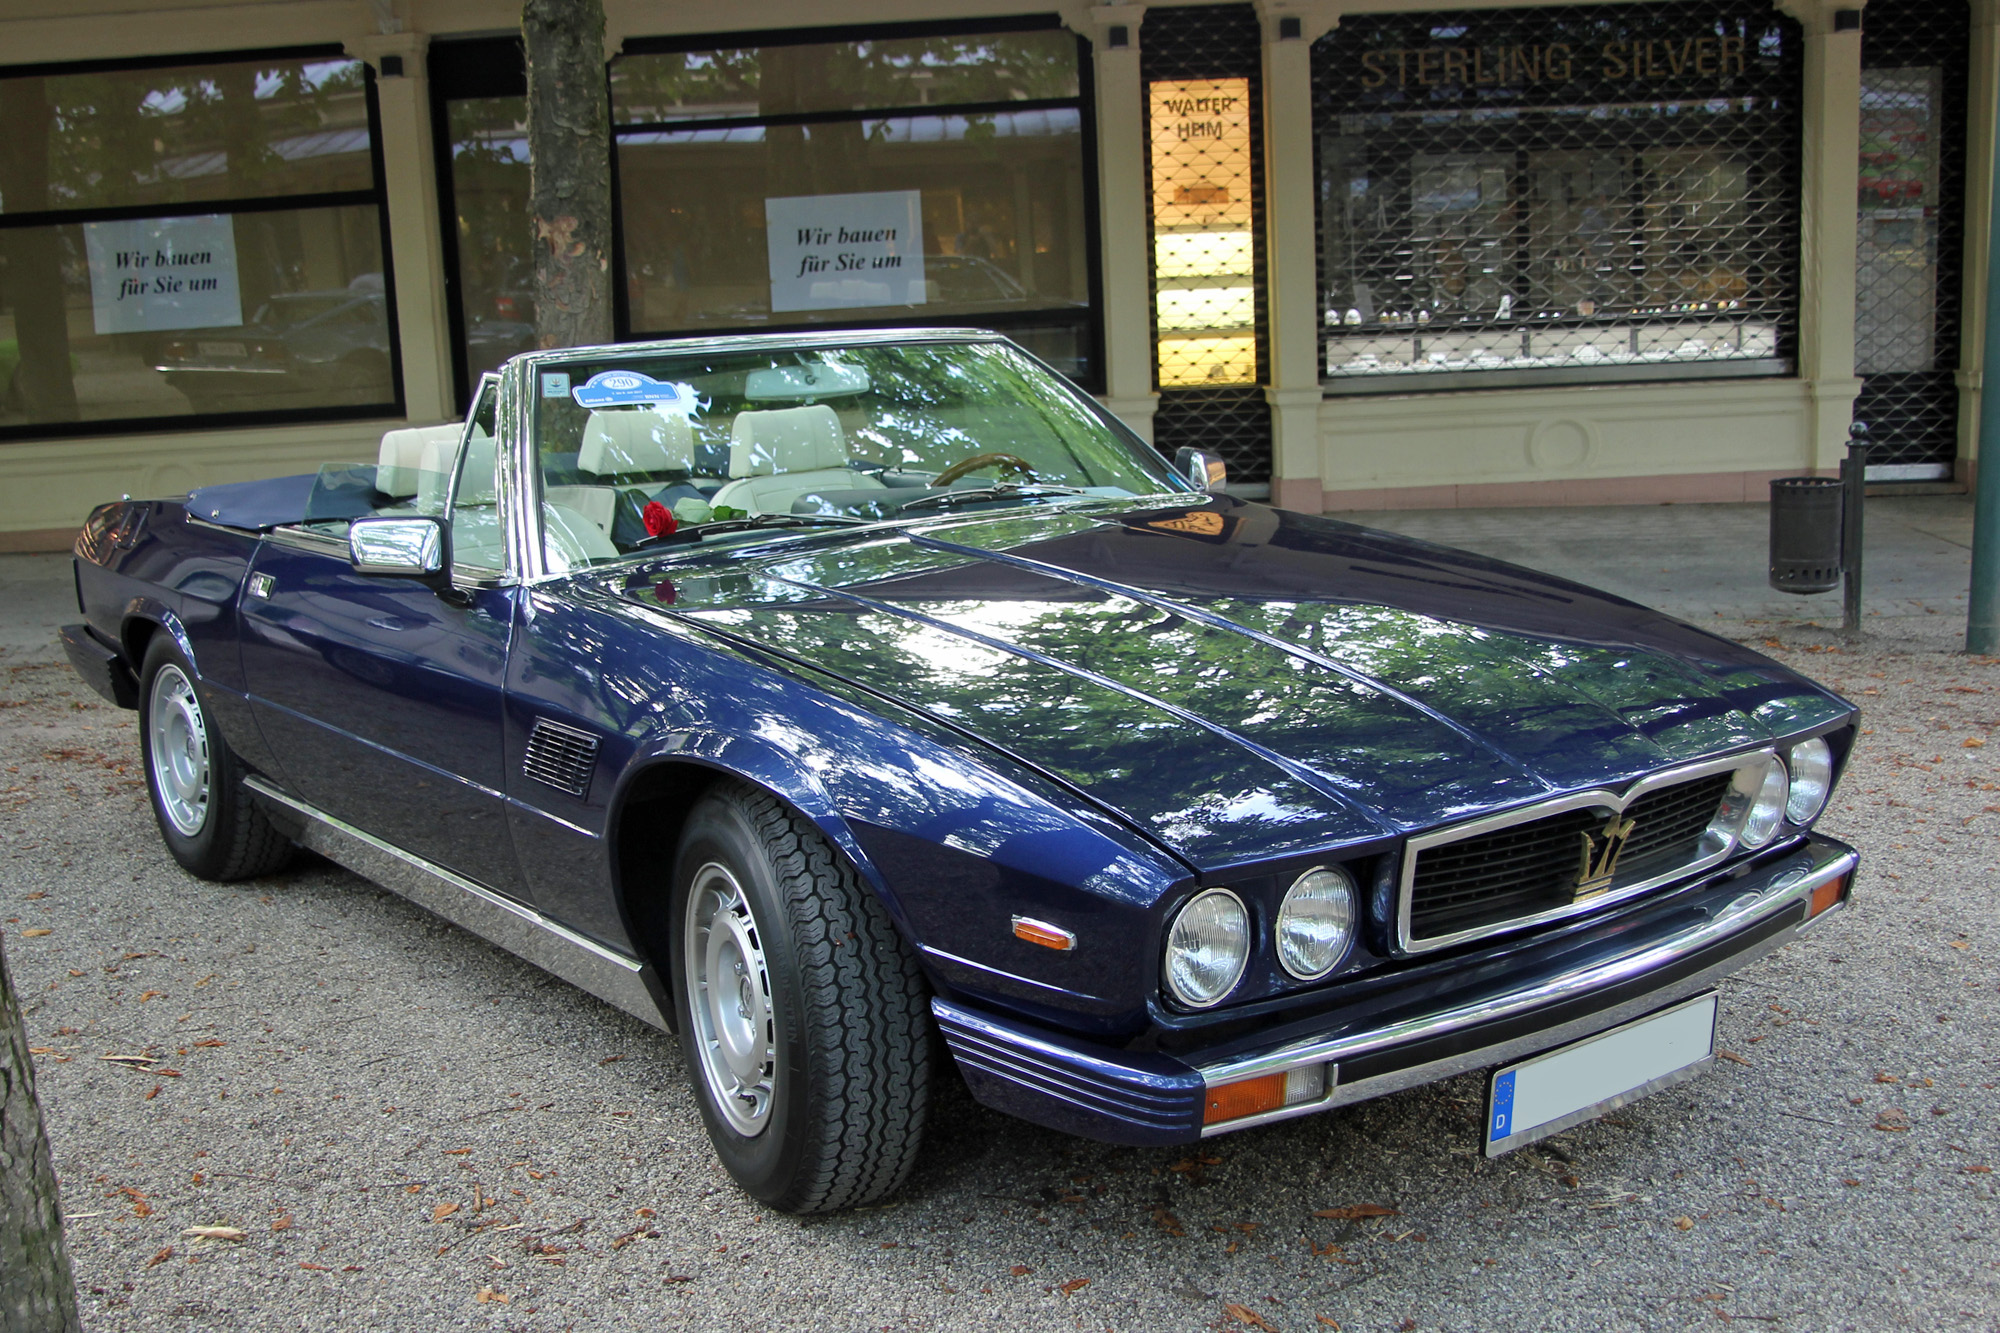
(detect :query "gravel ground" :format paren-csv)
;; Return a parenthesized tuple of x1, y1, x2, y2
(1, 560, 1995, 1331)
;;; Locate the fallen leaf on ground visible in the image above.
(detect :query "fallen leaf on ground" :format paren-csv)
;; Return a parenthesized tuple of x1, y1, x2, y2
(1964, 737, 1985, 748)
(1317, 1319, 1341, 1330)
(1152, 1208, 1185, 1237)
(474, 1288, 509, 1304)
(433, 1202, 461, 1222)
(1313, 1204, 1398, 1220)
(1964, 1166, 1992, 1174)
(1674, 1216, 1695, 1231)
(299, 1263, 330, 1271)
(1717, 1050, 1750, 1066)
(1059, 1278, 1090, 1294)
(272, 1214, 294, 1231)
(145, 1247, 173, 1268)
(1874, 1108, 1910, 1132)
(1008, 1264, 1031, 1277)
(20, 928, 51, 937)
(1224, 1303, 1275, 1330)
(182, 1226, 245, 1242)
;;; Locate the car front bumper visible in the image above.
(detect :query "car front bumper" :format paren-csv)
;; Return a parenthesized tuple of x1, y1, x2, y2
(934, 832, 1856, 1146)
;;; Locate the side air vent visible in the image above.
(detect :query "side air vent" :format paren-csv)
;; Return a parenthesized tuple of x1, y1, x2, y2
(522, 718, 600, 798)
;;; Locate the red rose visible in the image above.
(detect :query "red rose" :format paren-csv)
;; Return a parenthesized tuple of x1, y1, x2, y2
(642, 501, 676, 538)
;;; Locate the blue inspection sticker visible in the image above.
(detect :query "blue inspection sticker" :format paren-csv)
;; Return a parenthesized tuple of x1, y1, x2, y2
(1488, 1069, 1516, 1143)
(572, 370, 681, 409)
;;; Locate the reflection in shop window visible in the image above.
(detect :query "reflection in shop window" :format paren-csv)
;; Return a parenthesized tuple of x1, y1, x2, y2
(0, 52, 395, 435)
(609, 26, 1097, 384)
(1312, 2, 1800, 389)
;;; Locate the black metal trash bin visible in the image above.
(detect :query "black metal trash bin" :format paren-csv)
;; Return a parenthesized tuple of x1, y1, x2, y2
(1768, 476, 1844, 594)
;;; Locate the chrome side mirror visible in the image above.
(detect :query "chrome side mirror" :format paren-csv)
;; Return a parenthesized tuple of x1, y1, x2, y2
(349, 516, 443, 576)
(1175, 447, 1228, 494)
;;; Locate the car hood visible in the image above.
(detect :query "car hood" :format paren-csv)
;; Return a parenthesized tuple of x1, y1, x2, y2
(614, 497, 1851, 871)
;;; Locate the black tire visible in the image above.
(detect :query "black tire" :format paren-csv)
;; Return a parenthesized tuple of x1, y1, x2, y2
(136, 635, 293, 882)
(670, 781, 932, 1214)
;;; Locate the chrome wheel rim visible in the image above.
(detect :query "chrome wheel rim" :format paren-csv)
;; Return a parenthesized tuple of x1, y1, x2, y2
(147, 663, 210, 837)
(683, 861, 776, 1136)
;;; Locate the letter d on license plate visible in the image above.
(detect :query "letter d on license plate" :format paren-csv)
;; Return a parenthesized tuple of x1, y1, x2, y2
(1484, 993, 1718, 1157)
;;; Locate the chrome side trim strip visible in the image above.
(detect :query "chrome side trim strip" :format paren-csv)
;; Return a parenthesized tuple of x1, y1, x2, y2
(245, 777, 670, 1032)
(1197, 837, 1854, 1138)
(1396, 750, 1776, 955)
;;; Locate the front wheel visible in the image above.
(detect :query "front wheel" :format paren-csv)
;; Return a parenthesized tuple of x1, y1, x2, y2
(671, 782, 932, 1213)
(137, 636, 293, 881)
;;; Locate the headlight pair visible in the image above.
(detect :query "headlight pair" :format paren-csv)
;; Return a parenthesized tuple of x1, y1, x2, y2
(1718, 736, 1836, 851)
(1163, 866, 1358, 1009)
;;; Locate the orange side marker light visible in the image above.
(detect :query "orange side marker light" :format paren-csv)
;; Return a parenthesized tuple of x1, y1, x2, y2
(1808, 873, 1848, 920)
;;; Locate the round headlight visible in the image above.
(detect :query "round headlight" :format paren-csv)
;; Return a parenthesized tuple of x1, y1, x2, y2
(1786, 737, 1833, 824)
(1276, 867, 1357, 981)
(1738, 758, 1789, 848)
(1164, 888, 1250, 1008)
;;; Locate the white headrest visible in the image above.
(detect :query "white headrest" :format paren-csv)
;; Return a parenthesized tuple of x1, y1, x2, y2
(729, 405, 846, 478)
(378, 423, 463, 499)
(579, 411, 694, 477)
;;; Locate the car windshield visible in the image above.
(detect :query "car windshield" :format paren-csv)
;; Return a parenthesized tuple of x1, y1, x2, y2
(528, 338, 1188, 564)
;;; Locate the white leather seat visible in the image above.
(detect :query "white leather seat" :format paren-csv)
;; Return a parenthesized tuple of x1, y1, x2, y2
(579, 410, 695, 478)
(712, 404, 883, 516)
(377, 423, 462, 500)
(543, 484, 617, 537)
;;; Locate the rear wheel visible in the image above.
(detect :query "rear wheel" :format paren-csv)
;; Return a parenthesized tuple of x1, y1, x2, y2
(670, 782, 931, 1213)
(138, 636, 292, 881)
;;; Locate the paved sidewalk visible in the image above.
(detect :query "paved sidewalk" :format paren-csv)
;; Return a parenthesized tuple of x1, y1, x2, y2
(1333, 495, 1974, 642)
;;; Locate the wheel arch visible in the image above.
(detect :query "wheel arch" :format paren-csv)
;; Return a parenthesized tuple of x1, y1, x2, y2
(604, 738, 922, 1021)
(119, 600, 196, 679)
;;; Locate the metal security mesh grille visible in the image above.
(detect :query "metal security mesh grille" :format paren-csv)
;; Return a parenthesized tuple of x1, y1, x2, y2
(1144, 4, 1272, 484)
(1407, 771, 1732, 943)
(1313, 3, 1802, 391)
(1855, 0, 1969, 478)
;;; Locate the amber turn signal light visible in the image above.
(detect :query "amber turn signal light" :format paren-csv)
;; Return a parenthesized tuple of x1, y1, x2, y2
(1204, 1072, 1287, 1125)
(1808, 873, 1848, 920)
(1011, 916, 1076, 951)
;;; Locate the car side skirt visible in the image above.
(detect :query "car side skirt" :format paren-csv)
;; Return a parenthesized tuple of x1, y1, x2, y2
(246, 777, 673, 1032)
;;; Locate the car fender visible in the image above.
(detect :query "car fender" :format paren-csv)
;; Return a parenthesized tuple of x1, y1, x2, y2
(608, 726, 906, 933)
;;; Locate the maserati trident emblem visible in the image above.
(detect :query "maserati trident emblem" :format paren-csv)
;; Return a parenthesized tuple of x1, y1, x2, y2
(1574, 813, 1636, 901)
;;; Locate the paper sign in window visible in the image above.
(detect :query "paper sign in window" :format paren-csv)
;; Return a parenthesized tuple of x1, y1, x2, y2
(83, 215, 243, 335)
(765, 190, 927, 313)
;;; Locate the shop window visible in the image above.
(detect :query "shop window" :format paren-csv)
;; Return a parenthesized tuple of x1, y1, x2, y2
(1312, 2, 1802, 392)
(0, 50, 398, 437)
(432, 37, 534, 401)
(610, 22, 1099, 385)
(1854, 0, 1970, 480)
(1142, 3, 1271, 487)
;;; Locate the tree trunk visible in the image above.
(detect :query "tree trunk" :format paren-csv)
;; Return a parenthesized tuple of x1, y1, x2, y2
(0, 933, 82, 1333)
(522, 0, 614, 350)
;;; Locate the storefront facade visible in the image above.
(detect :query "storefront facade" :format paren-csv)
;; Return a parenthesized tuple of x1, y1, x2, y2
(0, 0, 1991, 545)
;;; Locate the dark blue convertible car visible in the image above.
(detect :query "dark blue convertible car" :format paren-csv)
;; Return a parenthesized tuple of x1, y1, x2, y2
(62, 329, 1858, 1213)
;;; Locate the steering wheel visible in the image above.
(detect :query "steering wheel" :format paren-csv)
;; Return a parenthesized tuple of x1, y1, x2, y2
(931, 452, 1036, 487)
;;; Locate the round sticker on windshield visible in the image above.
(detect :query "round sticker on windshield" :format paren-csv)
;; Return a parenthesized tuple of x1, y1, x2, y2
(572, 370, 682, 409)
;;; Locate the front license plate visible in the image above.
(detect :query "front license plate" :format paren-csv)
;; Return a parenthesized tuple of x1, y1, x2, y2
(1483, 992, 1717, 1157)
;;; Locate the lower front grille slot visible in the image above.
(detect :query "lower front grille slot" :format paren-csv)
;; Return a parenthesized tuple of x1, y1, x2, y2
(1407, 771, 1736, 944)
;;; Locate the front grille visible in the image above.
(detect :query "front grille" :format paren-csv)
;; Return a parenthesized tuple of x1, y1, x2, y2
(1407, 771, 1734, 944)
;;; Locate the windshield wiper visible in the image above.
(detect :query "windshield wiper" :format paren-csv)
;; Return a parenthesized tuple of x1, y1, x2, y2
(895, 483, 1087, 515)
(633, 512, 867, 549)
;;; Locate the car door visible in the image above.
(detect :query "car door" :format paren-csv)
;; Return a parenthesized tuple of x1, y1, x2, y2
(239, 377, 529, 899)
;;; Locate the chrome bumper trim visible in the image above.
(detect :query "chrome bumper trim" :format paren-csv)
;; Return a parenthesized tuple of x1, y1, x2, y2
(245, 777, 671, 1032)
(1197, 837, 1854, 1138)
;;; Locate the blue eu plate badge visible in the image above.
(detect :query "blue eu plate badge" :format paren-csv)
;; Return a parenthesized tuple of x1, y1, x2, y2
(1488, 1070, 1516, 1141)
